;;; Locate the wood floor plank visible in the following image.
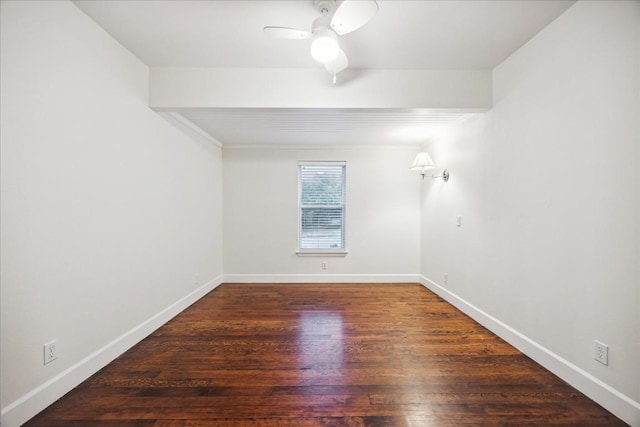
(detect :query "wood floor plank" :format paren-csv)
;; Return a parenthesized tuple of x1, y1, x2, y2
(24, 283, 626, 426)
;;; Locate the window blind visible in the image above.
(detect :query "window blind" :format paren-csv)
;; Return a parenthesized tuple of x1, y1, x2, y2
(298, 162, 346, 250)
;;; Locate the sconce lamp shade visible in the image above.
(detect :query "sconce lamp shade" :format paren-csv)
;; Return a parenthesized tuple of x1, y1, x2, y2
(410, 152, 436, 172)
(411, 151, 449, 181)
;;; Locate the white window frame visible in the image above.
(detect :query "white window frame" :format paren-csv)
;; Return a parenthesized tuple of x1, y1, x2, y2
(296, 161, 348, 256)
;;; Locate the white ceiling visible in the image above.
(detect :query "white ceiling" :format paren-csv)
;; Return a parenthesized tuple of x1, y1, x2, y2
(73, 0, 575, 146)
(74, 0, 574, 70)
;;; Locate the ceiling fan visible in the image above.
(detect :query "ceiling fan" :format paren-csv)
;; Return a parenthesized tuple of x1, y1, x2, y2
(264, 0, 379, 83)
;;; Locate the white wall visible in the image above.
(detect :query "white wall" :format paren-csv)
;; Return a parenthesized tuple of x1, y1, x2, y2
(223, 147, 421, 281)
(420, 1, 640, 424)
(0, 1, 223, 425)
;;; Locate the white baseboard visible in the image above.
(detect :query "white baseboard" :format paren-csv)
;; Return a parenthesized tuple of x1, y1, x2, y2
(419, 275, 640, 427)
(223, 273, 421, 283)
(1, 275, 223, 427)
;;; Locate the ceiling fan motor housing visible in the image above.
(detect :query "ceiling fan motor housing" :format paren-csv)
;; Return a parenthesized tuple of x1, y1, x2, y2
(312, 14, 333, 33)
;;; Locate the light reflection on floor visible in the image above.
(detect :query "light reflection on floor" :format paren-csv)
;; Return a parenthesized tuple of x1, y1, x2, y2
(298, 311, 344, 381)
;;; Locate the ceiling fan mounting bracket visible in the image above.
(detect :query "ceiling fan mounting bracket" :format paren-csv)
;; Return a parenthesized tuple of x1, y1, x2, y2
(314, 0, 336, 15)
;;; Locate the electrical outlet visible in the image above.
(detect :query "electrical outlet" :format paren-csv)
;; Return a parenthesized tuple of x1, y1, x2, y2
(594, 340, 608, 365)
(443, 273, 449, 285)
(321, 261, 328, 270)
(44, 340, 57, 365)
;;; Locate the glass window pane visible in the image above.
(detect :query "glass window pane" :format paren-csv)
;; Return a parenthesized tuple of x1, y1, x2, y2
(299, 163, 345, 250)
(300, 165, 344, 206)
(301, 208, 343, 249)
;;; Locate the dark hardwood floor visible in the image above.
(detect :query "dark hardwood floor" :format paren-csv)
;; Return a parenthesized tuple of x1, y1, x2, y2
(25, 283, 626, 426)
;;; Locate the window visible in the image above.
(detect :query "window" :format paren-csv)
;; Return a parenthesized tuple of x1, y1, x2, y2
(298, 161, 346, 253)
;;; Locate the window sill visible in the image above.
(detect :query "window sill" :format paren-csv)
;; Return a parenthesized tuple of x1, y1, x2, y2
(296, 250, 349, 257)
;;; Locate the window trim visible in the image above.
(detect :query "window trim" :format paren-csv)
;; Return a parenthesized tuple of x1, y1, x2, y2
(297, 161, 347, 256)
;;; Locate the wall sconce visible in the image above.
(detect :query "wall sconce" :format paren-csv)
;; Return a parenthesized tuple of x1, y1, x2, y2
(410, 151, 449, 181)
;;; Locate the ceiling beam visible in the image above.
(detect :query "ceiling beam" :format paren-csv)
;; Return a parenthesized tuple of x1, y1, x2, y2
(149, 68, 492, 111)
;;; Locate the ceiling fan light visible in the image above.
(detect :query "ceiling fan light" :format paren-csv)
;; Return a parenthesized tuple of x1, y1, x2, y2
(310, 29, 339, 62)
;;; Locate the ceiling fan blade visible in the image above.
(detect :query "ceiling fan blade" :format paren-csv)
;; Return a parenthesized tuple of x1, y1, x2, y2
(324, 48, 348, 75)
(330, 0, 378, 35)
(263, 26, 311, 40)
